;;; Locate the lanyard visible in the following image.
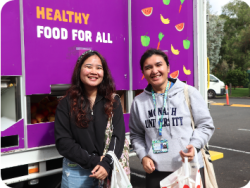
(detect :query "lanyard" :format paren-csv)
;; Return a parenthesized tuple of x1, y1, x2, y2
(151, 81, 170, 137)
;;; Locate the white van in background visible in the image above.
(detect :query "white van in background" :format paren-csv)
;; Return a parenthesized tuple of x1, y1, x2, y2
(208, 74, 226, 98)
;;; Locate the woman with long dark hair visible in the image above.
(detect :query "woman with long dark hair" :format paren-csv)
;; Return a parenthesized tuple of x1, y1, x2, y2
(54, 50, 125, 188)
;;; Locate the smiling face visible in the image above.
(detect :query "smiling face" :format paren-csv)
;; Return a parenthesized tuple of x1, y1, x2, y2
(80, 55, 104, 89)
(142, 54, 170, 91)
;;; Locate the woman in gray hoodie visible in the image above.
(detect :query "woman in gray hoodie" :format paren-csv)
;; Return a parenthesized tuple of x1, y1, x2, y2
(129, 49, 215, 188)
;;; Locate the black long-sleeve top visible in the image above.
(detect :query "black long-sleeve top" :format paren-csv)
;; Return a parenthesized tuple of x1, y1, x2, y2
(54, 94, 125, 175)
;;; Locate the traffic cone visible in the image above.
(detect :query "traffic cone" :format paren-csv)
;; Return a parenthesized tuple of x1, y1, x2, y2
(224, 85, 231, 106)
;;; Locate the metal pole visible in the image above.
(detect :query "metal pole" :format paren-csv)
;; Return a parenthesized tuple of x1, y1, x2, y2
(126, 0, 133, 113)
(19, 0, 28, 148)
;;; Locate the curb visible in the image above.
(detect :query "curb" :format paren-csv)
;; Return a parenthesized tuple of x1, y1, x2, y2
(210, 150, 224, 161)
(215, 97, 250, 99)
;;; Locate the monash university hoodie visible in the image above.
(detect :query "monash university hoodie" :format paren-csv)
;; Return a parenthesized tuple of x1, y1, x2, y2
(129, 78, 215, 172)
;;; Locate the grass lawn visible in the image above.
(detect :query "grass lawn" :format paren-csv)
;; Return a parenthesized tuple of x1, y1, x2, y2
(221, 88, 250, 97)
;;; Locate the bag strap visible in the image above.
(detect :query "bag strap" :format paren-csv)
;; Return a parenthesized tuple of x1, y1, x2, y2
(184, 85, 195, 130)
(105, 93, 120, 152)
(109, 93, 120, 128)
(184, 87, 218, 188)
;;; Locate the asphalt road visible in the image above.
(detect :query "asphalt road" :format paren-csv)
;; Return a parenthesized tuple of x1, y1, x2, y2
(130, 98, 250, 188)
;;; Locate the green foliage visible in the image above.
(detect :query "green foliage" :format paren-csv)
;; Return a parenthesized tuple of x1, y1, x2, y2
(212, 60, 229, 82)
(220, 0, 250, 70)
(225, 68, 249, 89)
(221, 88, 249, 97)
(248, 83, 250, 96)
(207, 0, 225, 70)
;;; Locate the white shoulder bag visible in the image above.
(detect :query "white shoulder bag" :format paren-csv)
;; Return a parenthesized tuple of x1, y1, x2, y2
(184, 84, 218, 188)
(106, 151, 132, 188)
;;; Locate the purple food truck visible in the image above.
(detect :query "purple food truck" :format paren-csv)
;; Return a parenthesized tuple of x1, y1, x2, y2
(1, 0, 208, 187)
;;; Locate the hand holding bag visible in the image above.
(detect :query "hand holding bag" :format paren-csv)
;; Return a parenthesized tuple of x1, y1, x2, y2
(184, 84, 218, 188)
(99, 94, 130, 188)
(106, 151, 132, 188)
(160, 149, 203, 188)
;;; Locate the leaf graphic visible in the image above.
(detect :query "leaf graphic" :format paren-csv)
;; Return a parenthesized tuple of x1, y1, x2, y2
(180, 0, 185, 4)
(158, 32, 164, 41)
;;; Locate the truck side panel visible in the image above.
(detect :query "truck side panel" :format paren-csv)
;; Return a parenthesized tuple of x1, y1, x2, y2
(1, 0, 22, 76)
(132, 0, 195, 90)
(22, 0, 129, 95)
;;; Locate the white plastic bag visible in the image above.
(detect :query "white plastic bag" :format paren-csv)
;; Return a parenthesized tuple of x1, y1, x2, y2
(106, 151, 132, 188)
(160, 149, 203, 188)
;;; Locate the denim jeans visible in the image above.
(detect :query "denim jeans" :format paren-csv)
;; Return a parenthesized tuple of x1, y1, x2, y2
(61, 158, 99, 188)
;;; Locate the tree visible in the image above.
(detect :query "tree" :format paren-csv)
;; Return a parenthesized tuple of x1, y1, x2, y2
(207, 0, 225, 70)
(225, 68, 249, 89)
(220, 0, 250, 69)
(212, 60, 229, 82)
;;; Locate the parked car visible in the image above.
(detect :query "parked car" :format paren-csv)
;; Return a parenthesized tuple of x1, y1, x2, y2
(208, 74, 226, 98)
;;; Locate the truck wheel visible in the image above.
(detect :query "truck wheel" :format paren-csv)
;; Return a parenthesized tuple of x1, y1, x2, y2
(208, 90, 216, 99)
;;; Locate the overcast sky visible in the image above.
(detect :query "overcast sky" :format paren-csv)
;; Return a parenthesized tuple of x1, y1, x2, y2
(209, 0, 250, 14)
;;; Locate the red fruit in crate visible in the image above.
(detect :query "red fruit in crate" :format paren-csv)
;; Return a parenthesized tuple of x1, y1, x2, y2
(48, 114, 55, 122)
(31, 105, 37, 114)
(40, 103, 47, 110)
(42, 109, 49, 117)
(40, 97, 49, 105)
(31, 119, 38, 124)
(47, 106, 52, 113)
(36, 113, 45, 123)
(183, 185, 190, 188)
(31, 112, 36, 119)
(52, 107, 57, 114)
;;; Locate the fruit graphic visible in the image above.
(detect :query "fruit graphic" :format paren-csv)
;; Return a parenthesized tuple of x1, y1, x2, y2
(163, 0, 171, 5)
(183, 38, 190, 49)
(141, 7, 153, 17)
(175, 23, 184, 32)
(183, 65, 191, 75)
(179, 0, 185, 13)
(141, 33, 150, 47)
(160, 14, 170, 24)
(169, 70, 179, 79)
(157, 32, 164, 49)
(183, 185, 190, 188)
(171, 44, 180, 55)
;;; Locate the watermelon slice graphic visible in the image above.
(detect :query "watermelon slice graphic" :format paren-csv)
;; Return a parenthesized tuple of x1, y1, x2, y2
(141, 7, 153, 16)
(175, 23, 184, 31)
(169, 70, 179, 79)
